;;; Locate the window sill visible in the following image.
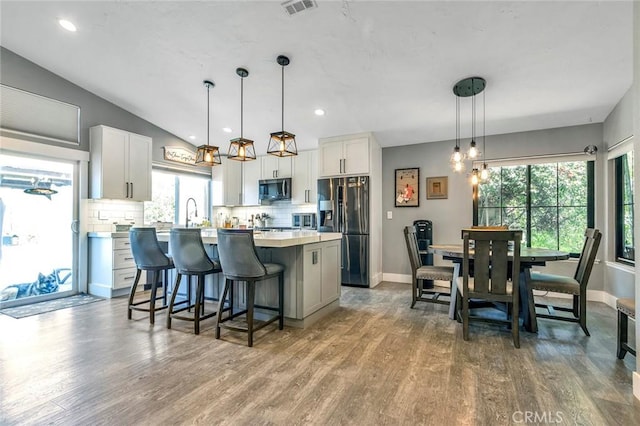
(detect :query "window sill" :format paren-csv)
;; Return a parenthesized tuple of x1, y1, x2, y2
(605, 261, 635, 274)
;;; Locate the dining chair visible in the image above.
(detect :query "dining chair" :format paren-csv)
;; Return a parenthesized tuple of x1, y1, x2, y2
(403, 226, 458, 315)
(457, 229, 523, 348)
(128, 227, 174, 324)
(526, 228, 602, 335)
(166, 228, 224, 335)
(215, 229, 284, 347)
(616, 297, 636, 359)
(470, 225, 509, 230)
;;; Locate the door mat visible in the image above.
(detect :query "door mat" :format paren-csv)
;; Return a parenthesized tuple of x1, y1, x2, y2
(0, 294, 104, 319)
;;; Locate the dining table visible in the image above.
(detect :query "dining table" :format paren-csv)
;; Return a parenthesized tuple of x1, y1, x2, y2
(429, 244, 570, 332)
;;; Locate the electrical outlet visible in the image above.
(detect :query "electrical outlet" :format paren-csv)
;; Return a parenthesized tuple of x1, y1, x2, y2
(98, 210, 109, 220)
(387, 211, 393, 220)
(125, 212, 134, 220)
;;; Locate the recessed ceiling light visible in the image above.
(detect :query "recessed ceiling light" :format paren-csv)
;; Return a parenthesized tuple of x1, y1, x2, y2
(59, 19, 77, 32)
(314, 109, 325, 116)
(222, 127, 232, 133)
(189, 135, 196, 140)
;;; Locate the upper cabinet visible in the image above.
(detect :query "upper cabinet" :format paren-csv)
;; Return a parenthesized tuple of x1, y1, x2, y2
(292, 150, 318, 204)
(261, 155, 292, 179)
(318, 135, 370, 177)
(242, 160, 262, 206)
(90, 125, 152, 201)
(212, 159, 242, 206)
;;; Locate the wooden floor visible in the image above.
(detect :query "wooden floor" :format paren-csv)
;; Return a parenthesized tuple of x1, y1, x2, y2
(1, 281, 639, 425)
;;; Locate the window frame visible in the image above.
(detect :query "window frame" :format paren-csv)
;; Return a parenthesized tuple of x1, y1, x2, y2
(473, 159, 595, 257)
(614, 152, 634, 265)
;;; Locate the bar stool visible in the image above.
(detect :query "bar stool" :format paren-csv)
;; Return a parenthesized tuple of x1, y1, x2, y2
(617, 297, 636, 360)
(128, 227, 174, 324)
(166, 228, 223, 335)
(215, 229, 284, 347)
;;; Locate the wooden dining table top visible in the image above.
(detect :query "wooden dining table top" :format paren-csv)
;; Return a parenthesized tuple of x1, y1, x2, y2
(429, 244, 570, 263)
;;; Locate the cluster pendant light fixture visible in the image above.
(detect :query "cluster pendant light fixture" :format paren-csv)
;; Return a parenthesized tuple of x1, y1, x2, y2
(267, 55, 298, 157)
(195, 80, 222, 167)
(228, 68, 256, 161)
(451, 76, 489, 184)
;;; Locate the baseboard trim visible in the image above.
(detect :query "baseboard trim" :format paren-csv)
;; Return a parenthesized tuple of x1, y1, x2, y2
(634, 372, 640, 401)
(382, 273, 412, 284)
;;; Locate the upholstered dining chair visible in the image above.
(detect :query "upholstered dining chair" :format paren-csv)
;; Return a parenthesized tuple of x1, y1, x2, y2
(526, 228, 602, 335)
(167, 228, 224, 335)
(128, 227, 174, 324)
(215, 229, 284, 347)
(403, 226, 458, 315)
(457, 229, 523, 348)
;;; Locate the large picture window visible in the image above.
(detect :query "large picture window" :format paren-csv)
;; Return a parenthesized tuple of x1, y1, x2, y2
(615, 151, 634, 264)
(475, 160, 594, 256)
(144, 170, 211, 226)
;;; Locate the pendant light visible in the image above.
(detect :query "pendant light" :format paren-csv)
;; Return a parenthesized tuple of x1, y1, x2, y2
(452, 76, 486, 176)
(195, 80, 222, 167)
(480, 88, 489, 181)
(228, 68, 256, 161)
(267, 55, 297, 157)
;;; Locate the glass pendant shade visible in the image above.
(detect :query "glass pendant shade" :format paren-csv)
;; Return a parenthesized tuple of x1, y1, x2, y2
(452, 76, 486, 176)
(470, 168, 479, 186)
(480, 163, 489, 180)
(195, 80, 222, 167)
(228, 67, 256, 161)
(268, 55, 297, 157)
(468, 140, 478, 159)
(228, 137, 256, 161)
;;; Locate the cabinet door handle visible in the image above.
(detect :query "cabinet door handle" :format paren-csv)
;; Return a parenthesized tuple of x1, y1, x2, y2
(130, 182, 133, 199)
(125, 182, 129, 198)
(124, 257, 134, 261)
(312, 251, 318, 264)
(124, 275, 135, 280)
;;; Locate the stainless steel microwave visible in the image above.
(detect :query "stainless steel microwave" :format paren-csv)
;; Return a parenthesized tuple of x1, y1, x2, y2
(259, 177, 291, 203)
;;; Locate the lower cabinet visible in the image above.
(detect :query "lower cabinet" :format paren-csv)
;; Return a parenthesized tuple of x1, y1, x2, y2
(88, 234, 137, 298)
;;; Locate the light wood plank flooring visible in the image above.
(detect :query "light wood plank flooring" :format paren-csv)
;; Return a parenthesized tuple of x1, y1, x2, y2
(1, 281, 638, 425)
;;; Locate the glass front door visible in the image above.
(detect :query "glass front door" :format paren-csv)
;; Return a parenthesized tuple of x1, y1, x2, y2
(0, 152, 77, 308)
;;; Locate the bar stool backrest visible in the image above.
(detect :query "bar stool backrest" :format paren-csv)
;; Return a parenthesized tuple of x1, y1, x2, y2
(169, 228, 215, 274)
(216, 229, 267, 279)
(129, 227, 172, 270)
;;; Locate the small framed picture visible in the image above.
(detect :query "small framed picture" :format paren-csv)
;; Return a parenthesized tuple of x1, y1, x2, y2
(426, 176, 448, 199)
(395, 168, 419, 207)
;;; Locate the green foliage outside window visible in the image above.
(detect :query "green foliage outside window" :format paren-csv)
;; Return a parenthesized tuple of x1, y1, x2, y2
(477, 161, 593, 255)
(616, 152, 634, 263)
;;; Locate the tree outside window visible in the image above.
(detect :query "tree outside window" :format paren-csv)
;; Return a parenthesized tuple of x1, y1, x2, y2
(615, 152, 634, 263)
(476, 160, 594, 256)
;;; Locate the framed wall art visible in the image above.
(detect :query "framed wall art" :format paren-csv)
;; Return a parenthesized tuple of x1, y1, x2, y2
(426, 176, 448, 199)
(395, 168, 419, 207)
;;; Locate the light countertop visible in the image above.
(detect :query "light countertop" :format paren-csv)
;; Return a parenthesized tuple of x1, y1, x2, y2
(89, 229, 343, 248)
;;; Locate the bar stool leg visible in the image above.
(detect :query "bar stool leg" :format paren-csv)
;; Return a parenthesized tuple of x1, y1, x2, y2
(167, 273, 182, 329)
(127, 269, 142, 319)
(247, 280, 256, 347)
(216, 278, 232, 339)
(278, 272, 284, 330)
(617, 310, 629, 359)
(194, 274, 203, 335)
(149, 270, 158, 325)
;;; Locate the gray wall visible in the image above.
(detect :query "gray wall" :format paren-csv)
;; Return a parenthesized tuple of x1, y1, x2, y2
(382, 123, 605, 287)
(603, 87, 634, 147)
(0, 47, 199, 174)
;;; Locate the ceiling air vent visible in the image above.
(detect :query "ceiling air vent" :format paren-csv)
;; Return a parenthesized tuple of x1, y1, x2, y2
(281, 0, 317, 16)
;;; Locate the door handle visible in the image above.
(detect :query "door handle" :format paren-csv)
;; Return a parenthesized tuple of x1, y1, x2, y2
(70, 220, 79, 234)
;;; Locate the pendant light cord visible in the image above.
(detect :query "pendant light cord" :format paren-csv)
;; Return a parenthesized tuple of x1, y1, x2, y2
(483, 88, 486, 161)
(281, 64, 285, 133)
(455, 95, 460, 149)
(206, 83, 210, 147)
(472, 78, 476, 143)
(240, 76, 244, 139)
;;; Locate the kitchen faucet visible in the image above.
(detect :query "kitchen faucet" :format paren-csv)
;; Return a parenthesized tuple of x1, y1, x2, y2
(185, 197, 198, 228)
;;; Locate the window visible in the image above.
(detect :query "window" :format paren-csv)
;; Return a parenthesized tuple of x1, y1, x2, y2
(144, 170, 211, 226)
(475, 160, 594, 256)
(615, 151, 634, 264)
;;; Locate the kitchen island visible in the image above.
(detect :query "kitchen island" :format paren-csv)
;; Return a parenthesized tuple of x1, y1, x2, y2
(156, 229, 343, 328)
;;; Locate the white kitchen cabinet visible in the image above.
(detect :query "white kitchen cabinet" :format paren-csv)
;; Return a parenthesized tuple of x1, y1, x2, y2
(292, 150, 318, 204)
(302, 239, 340, 317)
(211, 159, 242, 206)
(88, 233, 137, 298)
(90, 125, 152, 201)
(242, 160, 261, 205)
(261, 155, 292, 179)
(318, 135, 369, 177)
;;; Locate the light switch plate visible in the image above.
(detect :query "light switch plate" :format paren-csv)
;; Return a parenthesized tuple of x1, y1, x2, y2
(125, 212, 134, 220)
(386, 211, 393, 220)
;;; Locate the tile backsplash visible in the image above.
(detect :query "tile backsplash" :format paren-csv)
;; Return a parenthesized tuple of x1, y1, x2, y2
(82, 199, 315, 232)
(83, 199, 144, 232)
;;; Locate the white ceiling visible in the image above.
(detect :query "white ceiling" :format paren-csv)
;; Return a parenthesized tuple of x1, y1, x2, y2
(0, 1, 633, 154)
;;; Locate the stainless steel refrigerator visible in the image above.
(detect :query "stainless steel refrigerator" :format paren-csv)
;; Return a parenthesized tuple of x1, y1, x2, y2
(317, 176, 369, 287)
